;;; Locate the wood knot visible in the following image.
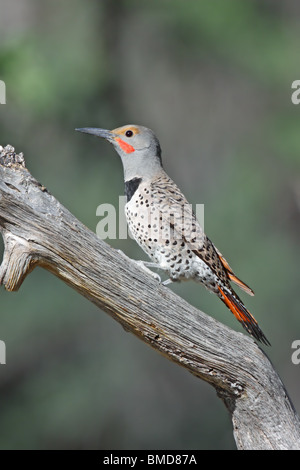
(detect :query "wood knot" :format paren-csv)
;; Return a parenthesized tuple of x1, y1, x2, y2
(0, 145, 25, 168)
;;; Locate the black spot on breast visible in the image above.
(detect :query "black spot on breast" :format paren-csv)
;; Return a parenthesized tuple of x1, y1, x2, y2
(124, 178, 142, 202)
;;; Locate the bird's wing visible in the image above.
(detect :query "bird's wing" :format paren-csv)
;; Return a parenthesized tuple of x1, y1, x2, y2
(150, 176, 228, 283)
(151, 175, 254, 294)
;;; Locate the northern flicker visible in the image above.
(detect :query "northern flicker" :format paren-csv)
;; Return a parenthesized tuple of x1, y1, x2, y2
(76, 124, 270, 345)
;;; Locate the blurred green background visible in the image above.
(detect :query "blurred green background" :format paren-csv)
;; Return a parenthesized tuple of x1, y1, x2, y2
(0, 0, 299, 450)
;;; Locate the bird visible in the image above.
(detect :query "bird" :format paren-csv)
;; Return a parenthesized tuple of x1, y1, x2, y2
(76, 124, 270, 345)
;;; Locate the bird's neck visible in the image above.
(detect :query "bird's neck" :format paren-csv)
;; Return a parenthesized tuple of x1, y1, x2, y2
(121, 156, 163, 182)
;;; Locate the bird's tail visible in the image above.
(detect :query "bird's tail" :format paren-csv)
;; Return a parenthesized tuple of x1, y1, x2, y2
(217, 285, 270, 346)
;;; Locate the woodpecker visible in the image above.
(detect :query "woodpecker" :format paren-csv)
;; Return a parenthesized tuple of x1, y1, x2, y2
(76, 124, 270, 345)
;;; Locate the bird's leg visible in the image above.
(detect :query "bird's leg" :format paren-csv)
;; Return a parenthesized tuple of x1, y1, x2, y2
(132, 260, 161, 283)
(138, 261, 173, 286)
(115, 249, 170, 284)
(142, 261, 162, 269)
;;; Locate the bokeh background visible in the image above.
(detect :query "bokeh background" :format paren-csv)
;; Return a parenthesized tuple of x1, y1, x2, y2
(0, 0, 299, 450)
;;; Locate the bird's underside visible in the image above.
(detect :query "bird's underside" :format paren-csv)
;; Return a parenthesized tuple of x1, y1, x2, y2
(125, 172, 270, 345)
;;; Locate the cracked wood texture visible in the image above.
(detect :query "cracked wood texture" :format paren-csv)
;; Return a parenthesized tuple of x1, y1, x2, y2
(0, 144, 299, 450)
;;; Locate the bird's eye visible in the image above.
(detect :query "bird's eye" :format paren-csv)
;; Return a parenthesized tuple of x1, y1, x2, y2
(125, 130, 133, 138)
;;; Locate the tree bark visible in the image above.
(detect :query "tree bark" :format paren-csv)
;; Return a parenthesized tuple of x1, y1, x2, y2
(0, 144, 299, 450)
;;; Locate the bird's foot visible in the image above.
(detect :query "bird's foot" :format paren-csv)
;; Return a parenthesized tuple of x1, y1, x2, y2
(132, 260, 162, 283)
(137, 262, 174, 286)
(115, 250, 170, 285)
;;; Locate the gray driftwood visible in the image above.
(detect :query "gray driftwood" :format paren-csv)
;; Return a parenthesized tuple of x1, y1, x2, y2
(0, 144, 299, 450)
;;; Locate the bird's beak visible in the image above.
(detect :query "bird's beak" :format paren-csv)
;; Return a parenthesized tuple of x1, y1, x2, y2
(75, 127, 116, 142)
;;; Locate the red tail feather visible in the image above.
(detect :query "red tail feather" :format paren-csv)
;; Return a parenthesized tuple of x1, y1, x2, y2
(217, 285, 270, 345)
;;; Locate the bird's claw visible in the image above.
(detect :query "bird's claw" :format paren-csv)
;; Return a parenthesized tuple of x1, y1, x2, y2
(132, 260, 162, 283)
(117, 253, 172, 285)
(134, 261, 174, 286)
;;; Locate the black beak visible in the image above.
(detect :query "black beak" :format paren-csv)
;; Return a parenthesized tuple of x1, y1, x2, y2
(75, 127, 115, 142)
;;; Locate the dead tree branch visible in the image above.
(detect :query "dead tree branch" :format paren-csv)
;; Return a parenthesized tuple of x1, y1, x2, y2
(0, 144, 299, 450)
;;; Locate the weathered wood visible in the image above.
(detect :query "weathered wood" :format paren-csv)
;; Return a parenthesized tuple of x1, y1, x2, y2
(0, 144, 299, 450)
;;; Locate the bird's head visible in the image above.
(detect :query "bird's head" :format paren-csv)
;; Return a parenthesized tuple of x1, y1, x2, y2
(76, 124, 162, 180)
